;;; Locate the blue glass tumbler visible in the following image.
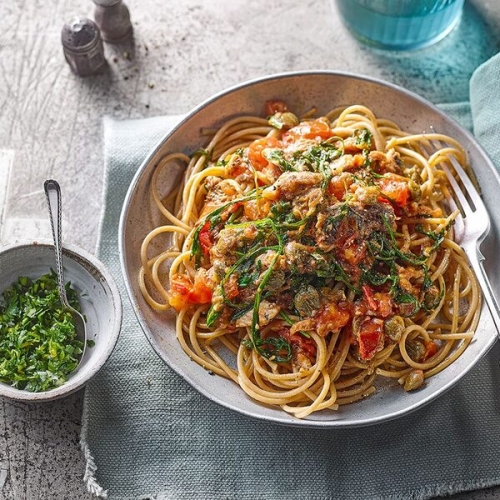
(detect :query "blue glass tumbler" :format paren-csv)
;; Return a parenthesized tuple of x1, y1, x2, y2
(335, 0, 465, 51)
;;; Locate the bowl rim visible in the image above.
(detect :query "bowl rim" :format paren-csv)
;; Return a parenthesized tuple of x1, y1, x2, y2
(0, 239, 122, 401)
(119, 70, 499, 427)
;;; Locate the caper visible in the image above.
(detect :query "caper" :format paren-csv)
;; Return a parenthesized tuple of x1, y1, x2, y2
(294, 285, 320, 318)
(404, 369, 425, 391)
(266, 270, 285, 291)
(404, 166, 422, 183)
(268, 112, 300, 130)
(384, 315, 405, 342)
(423, 285, 440, 310)
(408, 179, 421, 202)
(406, 340, 426, 362)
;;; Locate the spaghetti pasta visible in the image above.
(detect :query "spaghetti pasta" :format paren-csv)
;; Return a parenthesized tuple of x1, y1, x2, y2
(139, 102, 480, 418)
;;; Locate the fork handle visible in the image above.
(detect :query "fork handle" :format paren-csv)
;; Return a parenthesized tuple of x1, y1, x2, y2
(471, 250, 500, 339)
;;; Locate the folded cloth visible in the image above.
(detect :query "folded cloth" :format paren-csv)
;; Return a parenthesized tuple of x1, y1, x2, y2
(81, 63, 500, 500)
(471, 52, 500, 158)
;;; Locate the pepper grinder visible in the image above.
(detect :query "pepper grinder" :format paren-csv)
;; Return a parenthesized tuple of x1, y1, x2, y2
(92, 0, 133, 43)
(61, 18, 106, 76)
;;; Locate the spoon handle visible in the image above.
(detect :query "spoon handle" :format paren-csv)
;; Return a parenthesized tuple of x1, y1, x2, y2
(44, 179, 69, 306)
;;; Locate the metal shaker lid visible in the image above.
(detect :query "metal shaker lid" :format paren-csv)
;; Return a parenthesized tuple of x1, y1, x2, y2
(92, 0, 122, 6)
(61, 18, 101, 52)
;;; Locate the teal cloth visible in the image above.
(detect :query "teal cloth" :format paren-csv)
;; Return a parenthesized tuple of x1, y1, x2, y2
(471, 52, 500, 157)
(81, 60, 500, 499)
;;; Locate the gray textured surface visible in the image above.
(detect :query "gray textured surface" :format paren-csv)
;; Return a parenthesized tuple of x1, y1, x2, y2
(2, 0, 500, 498)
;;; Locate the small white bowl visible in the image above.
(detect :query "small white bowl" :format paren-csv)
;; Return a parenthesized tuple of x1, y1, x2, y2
(0, 240, 122, 401)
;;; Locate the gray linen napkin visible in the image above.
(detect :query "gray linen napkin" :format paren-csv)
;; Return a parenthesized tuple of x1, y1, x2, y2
(81, 64, 500, 500)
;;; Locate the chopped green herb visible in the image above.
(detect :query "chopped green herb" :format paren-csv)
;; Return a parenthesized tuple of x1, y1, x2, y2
(263, 149, 296, 172)
(206, 305, 221, 328)
(191, 147, 212, 161)
(354, 128, 372, 149)
(416, 224, 448, 254)
(0, 270, 84, 392)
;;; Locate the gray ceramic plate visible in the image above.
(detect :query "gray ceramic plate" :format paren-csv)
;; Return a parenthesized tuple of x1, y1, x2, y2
(119, 71, 500, 427)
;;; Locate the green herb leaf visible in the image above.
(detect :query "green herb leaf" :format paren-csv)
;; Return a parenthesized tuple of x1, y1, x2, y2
(206, 306, 221, 328)
(354, 128, 372, 149)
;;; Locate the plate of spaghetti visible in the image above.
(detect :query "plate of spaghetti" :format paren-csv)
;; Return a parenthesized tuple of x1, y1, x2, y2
(120, 72, 500, 427)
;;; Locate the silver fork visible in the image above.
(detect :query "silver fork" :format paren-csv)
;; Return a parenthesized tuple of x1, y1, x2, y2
(430, 140, 500, 336)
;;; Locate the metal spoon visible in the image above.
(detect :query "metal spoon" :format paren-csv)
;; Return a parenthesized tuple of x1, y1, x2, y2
(44, 179, 87, 363)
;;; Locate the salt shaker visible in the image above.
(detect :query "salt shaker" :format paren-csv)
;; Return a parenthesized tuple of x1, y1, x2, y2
(93, 0, 133, 43)
(61, 18, 106, 76)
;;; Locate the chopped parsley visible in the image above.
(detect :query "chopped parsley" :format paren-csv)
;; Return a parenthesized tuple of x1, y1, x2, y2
(0, 270, 84, 392)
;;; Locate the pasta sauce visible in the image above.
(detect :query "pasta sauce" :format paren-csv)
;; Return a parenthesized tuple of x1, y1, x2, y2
(139, 103, 480, 418)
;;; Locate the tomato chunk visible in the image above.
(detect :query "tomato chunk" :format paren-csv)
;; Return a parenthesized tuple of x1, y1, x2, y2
(278, 328, 317, 362)
(315, 302, 351, 337)
(283, 118, 334, 142)
(357, 317, 384, 360)
(328, 175, 353, 200)
(198, 221, 214, 256)
(362, 285, 377, 311)
(424, 340, 438, 360)
(247, 136, 282, 170)
(361, 286, 394, 318)
(377, 174, 410, 207)
(169, 272, 213, 311)
(265, 100, 288, 115)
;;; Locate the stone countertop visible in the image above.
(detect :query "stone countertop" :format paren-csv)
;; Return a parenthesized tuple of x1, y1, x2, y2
(1, 0, 500, 498)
